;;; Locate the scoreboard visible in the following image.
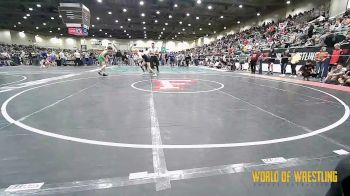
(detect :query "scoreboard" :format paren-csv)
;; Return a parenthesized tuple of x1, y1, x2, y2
(58, 3, 91, 36)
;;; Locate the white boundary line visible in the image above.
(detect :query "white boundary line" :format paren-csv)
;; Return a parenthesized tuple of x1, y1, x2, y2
(0, 151, 346, 195)
(149, 79, 171, 191)
(0, 75, 348, 149)
(131, 79, 224, 94)
(0, 74, 27, 87)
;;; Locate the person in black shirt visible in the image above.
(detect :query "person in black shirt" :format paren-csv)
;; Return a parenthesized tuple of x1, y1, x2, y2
(115, 50, 122, 65)
(268, 49, 276, 75)
(326, 155, 350, 196)
(28, 52, 33, 65)
(280, 50, 291, 76)
(185, 54, 191, 67)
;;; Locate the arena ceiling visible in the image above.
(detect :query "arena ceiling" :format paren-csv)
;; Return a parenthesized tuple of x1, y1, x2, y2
(0, 0, 306, 40)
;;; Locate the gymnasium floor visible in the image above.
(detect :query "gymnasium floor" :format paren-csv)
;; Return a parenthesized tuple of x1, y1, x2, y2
(0, 65, 349, 196)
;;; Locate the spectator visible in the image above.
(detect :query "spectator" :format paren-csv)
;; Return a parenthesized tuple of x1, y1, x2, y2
(290, 49, 301, 77)
(325, 64, 345, 84)
(299, 59, 315, 81)
(316, 47, 330, 79)
(249, 49, 260, 74)
(74, 50, 81, 66)
(59, 50, 66, 66)
(280, 50, 291, 76)
(329, 43, 344, 71)
(341, 66, 350, 86)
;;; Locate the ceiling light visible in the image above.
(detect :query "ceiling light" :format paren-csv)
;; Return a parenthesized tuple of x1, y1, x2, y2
(108, 11, 112, 15)
(97, 0, 102, 3)
(188, 24, 191, 26)
(172, 37, 174, 40)
(29, 8, 33, 11)
(196, 16, 199, 20)
(96, 17, 100, 20)
(239, 4, 243, 8)
(18, 22, 21, 24)
(186, 13, 190, 16)
(208, 5, 212, 10)
(93, 35, 95, 37)
(224, 26, 227, 29)
(36, 4, 41, 7)
(43, 22, 46, 25)
(123, 8, 127, 12)
(220, 16, 224, 19)
(49, 31, 52, 33)
(142, 21, 146, 24)
(143, 27, 147, 29)
(175, 35, 177, 37)
(109, 35, 112, 38)
(196, 0, 201, 4)
(128, 18, 131, 21)
(115, 20, 119, 23)
(141, 13, 145, 17)
(92, 24, 95, 27)
(26, 14, 30, 17)
(208, 23, 211, 25)
(99, 29, 102, 31)
(156, 11, 160, 14)
(13, 25, 16, 27)
(58, 28, 61, 30)
(257, 13, 260, 16)
(124, 30, 127, 32)
(178, 32, 180, 34)
(139, 1, 144, 6)
(155, 20, 158, 23)
(105, 32, 107, 35)
(182, 28, 185, 31)
(199, 28, 202, 30)
(214, 31, 216, 33)
(127, 34, 129, 36)
(59, 15, 62, 18)
(237, 21, 241, 24)
(51, 17, 55, 20)
(286, 0, 291, 4)
(36, 26, 39, 29)
(174, 4, 178, 7)
(169, 15, 172, 19)
(120, 26, 123, 28)
(179, 21, 182, 24)
(60, 34, 63, 36)
(163, 28, 166, 30)
(23, 16, 27, 19)
(165, 23, 168, 25)
(161, 32, 163, 34)
(129, 36, 131, 38)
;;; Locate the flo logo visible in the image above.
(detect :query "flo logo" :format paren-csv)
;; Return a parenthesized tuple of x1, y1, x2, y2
(152, 79, 193, 91)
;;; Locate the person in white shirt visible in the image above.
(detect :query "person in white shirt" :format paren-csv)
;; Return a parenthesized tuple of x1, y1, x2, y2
(59, 51, 66, 66)
(74, 50, 81, 66)
(83, 52, 89, 65)
(133, 50, 145, 72)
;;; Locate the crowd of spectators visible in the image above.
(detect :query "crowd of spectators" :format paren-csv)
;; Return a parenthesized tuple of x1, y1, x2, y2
(182, 7, 350, 57)
(175, 6, 350, 86)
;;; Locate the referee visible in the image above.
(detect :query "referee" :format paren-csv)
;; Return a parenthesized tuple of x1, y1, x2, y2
(149, 43, 160, 73)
